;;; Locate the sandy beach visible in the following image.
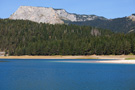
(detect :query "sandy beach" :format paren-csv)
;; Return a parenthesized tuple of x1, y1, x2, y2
(0, 55, 135, 59)
(0, 55, 135, 64)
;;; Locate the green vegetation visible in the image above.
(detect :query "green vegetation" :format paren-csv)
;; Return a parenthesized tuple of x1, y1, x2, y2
(70, 17, 135, 33)
(0, 19, 135, 56)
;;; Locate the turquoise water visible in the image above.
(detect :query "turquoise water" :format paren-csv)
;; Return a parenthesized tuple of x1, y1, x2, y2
(0, 59, 135, 90)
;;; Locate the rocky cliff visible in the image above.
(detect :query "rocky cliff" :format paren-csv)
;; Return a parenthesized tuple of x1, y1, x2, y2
(9, 6, 106, 24)
(9, 6, 64, 24)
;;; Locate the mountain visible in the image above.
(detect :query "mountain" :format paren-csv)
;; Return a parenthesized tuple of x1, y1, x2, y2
(70, 16, 135, 33)
(9, 6, 135, 33)
(9, 6, 64, 24)
(69, 14, 135, 33)
(9, 6, 106, 24)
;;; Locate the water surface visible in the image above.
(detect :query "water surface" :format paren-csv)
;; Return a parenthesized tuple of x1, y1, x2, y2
(0, 59, 135, 90)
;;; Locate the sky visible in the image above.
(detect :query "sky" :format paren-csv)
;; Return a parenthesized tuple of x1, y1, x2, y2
(0, 0, 135, 19)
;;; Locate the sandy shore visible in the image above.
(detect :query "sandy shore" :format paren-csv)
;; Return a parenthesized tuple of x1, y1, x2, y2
(0, 55, 135, 59)
(0, 55, 135, 64)
(0, 55, 97, 59)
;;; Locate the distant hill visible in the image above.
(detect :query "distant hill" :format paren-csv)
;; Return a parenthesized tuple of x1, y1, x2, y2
(69, 17, 135, 33)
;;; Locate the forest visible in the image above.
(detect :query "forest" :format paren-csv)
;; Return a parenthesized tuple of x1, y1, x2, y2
(70, 17, 135, 33)
(0, 19, 135, 55)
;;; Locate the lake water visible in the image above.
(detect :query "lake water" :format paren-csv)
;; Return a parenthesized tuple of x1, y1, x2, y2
(0, 59, 135, 90)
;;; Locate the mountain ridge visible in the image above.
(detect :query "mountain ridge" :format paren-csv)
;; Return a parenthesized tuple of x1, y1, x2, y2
(9, 6, 107, 24)
(9, 6, 135, 22)
(9, 6, 135, 33)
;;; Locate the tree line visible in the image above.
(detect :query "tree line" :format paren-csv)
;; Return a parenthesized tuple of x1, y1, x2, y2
(0, 19, 135, 55)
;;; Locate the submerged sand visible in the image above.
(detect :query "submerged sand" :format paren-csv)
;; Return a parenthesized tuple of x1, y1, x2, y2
(56, 60, 135, 64)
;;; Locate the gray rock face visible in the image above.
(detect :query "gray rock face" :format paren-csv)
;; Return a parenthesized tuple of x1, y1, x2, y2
(55, 9, 77, 21)
(9, 6, 64, 24)
(128, 14, 135, 21)
(9, 6, 107, 24)
(55, 9, 106, 22)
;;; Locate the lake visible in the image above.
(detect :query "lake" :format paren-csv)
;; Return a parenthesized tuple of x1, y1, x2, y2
(0, 59, 135, 90)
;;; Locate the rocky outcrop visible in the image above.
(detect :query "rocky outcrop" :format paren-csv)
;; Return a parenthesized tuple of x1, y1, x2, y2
(9, 6, 107, 24)
(55, 9, 77, 21)
(128, 14, 135, 21)
(9, 6, 64, 24)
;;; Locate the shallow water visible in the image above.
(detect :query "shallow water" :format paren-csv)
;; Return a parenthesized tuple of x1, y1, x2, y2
(0, 59, 135, 90)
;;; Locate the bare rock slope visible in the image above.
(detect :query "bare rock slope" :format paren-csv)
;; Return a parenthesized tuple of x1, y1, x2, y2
(9, 6, 64, 24)
(9, 6, 106, 24)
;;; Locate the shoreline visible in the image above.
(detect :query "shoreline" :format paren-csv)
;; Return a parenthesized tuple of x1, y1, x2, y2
(0, 55, 135, 64)
(0, 55, 135, 59)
